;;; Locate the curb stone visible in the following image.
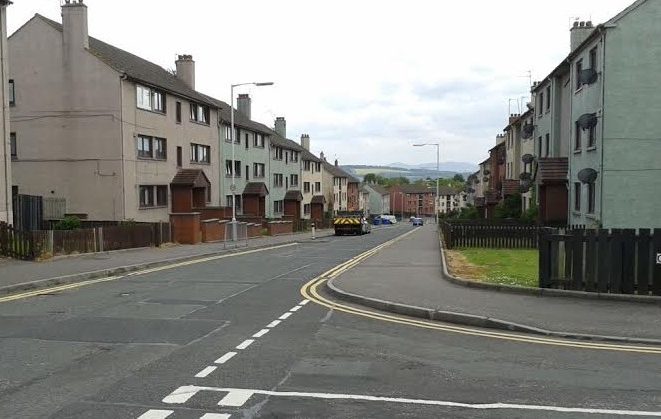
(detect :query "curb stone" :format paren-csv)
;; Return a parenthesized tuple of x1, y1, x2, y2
(438, 236, 661, 305)
(325, 277, 661, 346)
(0, 231, 333, 298)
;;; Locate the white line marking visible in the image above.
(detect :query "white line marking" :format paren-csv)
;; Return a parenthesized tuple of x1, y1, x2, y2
(252, 329, 270, 338)
(163, 386, 661, 416)
(299, 299, 309, 305)
(195, 366, 217, 378)
(278, 312, 292, 320)
(214, 352, 237, 364)
(266, 320, 281, 328)
(218, 389, 254, 407)
(290, 305, 301, 312)
(236, 339, 254, 350)
(137, 410, 174, 419)
(200, 414, 231, 419)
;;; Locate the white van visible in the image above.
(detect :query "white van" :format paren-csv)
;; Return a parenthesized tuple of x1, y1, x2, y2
(381, 215, 398, 224)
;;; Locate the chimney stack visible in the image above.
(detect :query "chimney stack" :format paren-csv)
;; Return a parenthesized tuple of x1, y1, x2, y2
(320, 151, 325, 161)
(274, 117, 286, 138)
(175, 54, 195, 89)
(300, 134, 310, 151)
(570, 20, 594, 52)
(509, 113, 520, 124)
(62, 0, 89, 50)
(335, 159, 339, 167)
(237, 94, 251, 119)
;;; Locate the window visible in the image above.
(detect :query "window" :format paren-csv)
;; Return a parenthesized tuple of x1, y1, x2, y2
(290, 174, 299, 187)
(245, 133, 249, 150)
(139, 185, 167, 208)
(575, 60, 583, 90)
(587, 182, 596, 214)
(315, 162, 322, 172)
(588, 123, 597, 148)
(291, 151, 299, 163)
(253, 163, 265, 178)
(274, 173, 283, 187)
(234, 160, 242, 177)
(226, 195, 234, 208)
(254, 133, 265, 148)
(176, 101, 182, 123)
(10, 132, 16, 160)
(136, 85, 165, 113)
(225, 160, 233, 176)
(274, 200, 284, 214)
(274, 147, 283, 160)
(545, 86, 551, 111)
(176, 146, 182, 167)
(538, 136, 543, 156)
(235, 128, 240, 144)
(538, 93, 544, 116)
(589, 47, 597, 70)
(8, 79, 15, 106)
(315, 182, 321, 193)
(191, 143, 210, 164)
(190, 103, 210, 124)
(304, 182, 311, 193)
(304, 204, 311, 215)
(226, 195, 242, 213)
(137, 135, 167, 160)
(575, 122, 582, 151)
(574, 182, 581, 212)
(224, 126, 232, 142)
(156, 185, 168, 207)
(545, 133, 550, 157)
(304, 161, 311, 171)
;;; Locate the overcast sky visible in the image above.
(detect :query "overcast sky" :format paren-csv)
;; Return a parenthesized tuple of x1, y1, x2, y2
(7, 0, 634, 167)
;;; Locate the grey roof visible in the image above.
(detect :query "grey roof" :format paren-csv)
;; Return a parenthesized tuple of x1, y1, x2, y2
(323, 161, 350, 178)
(365, 183, 389, 196)
(437, 186, 460, 196)
(36, 14, 218, 108)
(301, 148, 321, 163)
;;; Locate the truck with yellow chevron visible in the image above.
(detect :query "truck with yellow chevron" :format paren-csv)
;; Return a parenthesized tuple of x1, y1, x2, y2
(333, 211, 371, 236)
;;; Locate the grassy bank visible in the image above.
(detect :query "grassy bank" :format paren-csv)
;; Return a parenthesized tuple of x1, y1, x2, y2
(445, 248, 538, 288)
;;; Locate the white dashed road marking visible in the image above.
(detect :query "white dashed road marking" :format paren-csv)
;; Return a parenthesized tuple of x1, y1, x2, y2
(195, 366, 218, 378)
(299, 299, 310, 305)
(214, 351, 237, 364)
(278, 312, 292, 320)
(252, 329, 270, 338)
(266, 320, 281, 328)
(200, 414, 232, 419)
(163, 386, 661, 416)
(137, 409, 174, 418)
(290, 305, 301, 312)
(236, 339, 254, 350)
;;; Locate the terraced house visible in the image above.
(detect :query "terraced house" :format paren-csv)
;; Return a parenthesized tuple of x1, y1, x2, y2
(299, 134, 325, 222)
(8, 2, 220, 222)
(270, 117, 303, 220)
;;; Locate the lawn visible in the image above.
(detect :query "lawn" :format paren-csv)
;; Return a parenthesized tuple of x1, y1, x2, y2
(445, 248, 539, 288)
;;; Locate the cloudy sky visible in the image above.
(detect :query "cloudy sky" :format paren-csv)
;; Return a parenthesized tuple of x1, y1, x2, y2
(7, 0, 634, 167)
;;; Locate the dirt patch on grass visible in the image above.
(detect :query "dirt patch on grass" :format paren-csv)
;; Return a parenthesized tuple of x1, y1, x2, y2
(445, 250, 487, 280)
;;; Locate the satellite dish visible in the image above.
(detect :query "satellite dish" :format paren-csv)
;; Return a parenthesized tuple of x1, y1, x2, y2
(577, 113, 598, 130)
(577, 168, 598, 183)
(521, 154, 534, 164)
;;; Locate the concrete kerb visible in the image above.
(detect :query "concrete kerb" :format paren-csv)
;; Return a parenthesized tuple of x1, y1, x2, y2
(325, 276, 661, 346)
(437, 234, 661, 305)
(0, 230, 334, 298)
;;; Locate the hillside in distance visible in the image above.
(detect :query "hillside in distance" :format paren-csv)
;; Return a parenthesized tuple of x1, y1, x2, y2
(342, 164, 473, 181)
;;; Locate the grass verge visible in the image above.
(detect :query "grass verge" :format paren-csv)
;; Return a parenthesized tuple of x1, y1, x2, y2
(446, 248, 538, 288)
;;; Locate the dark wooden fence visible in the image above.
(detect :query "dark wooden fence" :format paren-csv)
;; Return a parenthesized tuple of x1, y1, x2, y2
(539, 228, 661, 296)
(441, 221, 539, 249)
(0, 222, 44, 260)
(13, 194, 43, 231)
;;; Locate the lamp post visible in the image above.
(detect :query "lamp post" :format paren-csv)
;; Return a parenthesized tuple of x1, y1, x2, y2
(230, 81, 274, 241)
(413, 142, 440, 227)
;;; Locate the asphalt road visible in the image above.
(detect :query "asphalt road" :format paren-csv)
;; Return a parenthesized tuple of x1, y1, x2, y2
(0, 225, 660, 419)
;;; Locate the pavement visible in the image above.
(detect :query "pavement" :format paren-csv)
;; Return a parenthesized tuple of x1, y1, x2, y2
(0, 229, 335, 296)
(331, 224, 661, 343)
(1, 224, 659, 418)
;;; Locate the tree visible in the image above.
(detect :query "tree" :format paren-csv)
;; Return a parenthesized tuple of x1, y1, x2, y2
(452, 174, 465, 183)
(495, 193, 522, 219)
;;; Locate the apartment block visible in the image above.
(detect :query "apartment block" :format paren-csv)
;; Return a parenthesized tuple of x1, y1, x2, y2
(390, 184, 436, 217)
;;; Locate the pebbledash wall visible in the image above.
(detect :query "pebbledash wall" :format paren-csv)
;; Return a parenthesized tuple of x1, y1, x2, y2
(0, 0, 12, 224)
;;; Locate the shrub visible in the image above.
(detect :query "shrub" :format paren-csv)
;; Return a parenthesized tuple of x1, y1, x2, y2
(54, 216, 82, 230)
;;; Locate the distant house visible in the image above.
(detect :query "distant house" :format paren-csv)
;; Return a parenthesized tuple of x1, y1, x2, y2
(364, 183, 390, 215)
(437, 186, 467, 215)
(389, 184, 436, 218)
(322, 158, 350, 213)
(347, 175, 361, 211)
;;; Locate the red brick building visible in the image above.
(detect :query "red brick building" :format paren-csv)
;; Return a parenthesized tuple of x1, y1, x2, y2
(389, 184, 436, 218)
(347, 177, 361, 211)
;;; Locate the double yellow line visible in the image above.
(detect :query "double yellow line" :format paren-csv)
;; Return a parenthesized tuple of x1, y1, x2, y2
(301, 231, 661, 355)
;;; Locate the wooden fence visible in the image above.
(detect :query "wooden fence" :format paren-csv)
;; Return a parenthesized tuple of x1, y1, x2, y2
(0, 222, 171, 260)
(440, 221, 539, 249)
(539, 228, 661, 296)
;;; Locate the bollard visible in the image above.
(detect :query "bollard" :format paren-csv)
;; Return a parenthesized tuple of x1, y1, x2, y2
(311, 223, 316, 240)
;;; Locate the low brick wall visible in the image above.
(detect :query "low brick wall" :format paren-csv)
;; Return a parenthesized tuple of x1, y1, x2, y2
(247, 223, 262, 238)
(200, 219, 223, 243)
(267, 221, 293, 236)
(170, 213, 201, 244)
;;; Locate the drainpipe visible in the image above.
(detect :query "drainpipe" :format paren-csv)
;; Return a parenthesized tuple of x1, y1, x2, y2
(119, 73, 128, 220)
(599, 27, 606, 226)
(1, 3, 9, 222)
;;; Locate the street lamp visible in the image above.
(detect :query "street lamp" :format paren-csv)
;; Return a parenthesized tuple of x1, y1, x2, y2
(230, 81, 274, 241)
(413, 142, 440, 227)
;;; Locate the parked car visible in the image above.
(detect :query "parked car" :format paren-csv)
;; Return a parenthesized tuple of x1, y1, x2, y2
(372, 216, 382, 225)
(381, 215, 397, 225)
(412, 217, 424, 226)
